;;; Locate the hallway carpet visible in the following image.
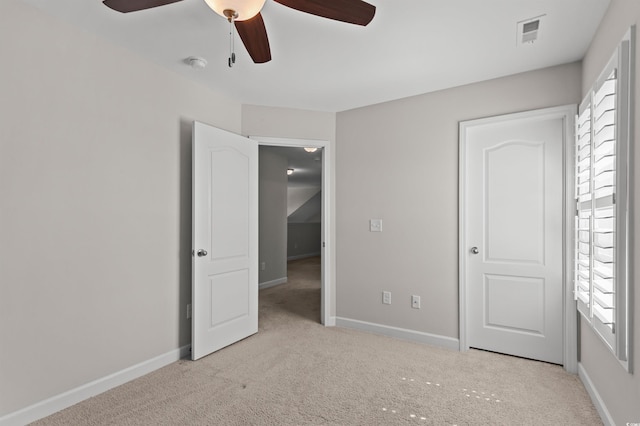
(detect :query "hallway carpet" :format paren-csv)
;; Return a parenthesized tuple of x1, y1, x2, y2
(34, 257, 601, 425)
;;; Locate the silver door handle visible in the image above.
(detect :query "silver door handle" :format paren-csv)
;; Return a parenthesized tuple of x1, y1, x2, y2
(197, 249, 208, 257)
(470, 247, 479, 254)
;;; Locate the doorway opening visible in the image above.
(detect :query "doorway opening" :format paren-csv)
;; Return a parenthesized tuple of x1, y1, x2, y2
(253, 137, 332, 326)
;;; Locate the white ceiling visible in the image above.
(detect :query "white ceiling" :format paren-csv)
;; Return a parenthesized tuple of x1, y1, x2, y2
(21, 0, 610, 112)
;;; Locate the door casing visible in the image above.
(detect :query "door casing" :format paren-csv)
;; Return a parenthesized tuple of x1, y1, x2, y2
(250, 136, 334, 326)
(458, 105, 577, 373)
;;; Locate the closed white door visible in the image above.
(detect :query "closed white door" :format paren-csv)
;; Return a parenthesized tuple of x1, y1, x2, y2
(192, 122, 258, 360)
(461, 108, 567, 364)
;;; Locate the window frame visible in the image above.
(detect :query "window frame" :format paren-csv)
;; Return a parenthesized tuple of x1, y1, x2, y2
(574, 27, 634, 372)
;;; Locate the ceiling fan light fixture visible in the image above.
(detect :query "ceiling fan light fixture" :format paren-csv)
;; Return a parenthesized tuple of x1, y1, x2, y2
(204, 0, 266, 21)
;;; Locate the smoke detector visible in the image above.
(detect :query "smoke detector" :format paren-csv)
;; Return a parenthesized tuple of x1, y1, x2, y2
(517, 15, 545, 46)
(186, 56, 208, 69)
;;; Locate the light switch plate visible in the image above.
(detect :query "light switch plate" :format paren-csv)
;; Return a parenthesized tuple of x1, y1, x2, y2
(370, 219, 382, 232)
(411, 295, 421, 309)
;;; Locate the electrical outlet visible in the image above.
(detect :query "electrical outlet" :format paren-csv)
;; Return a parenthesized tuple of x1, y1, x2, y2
(382, 291, 391, 305)
(261, 262, 266, 271)
(187, 303, 192, 319)
(411, 295, 421, 309)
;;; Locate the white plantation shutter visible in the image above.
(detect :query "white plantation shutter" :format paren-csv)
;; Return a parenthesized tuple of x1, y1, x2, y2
(574, 29, 632, 369)
(591, 69, 616, 346)
(575, 100, 591, 312)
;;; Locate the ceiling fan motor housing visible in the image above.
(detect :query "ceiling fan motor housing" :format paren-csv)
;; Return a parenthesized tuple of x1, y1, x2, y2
(204, 0, 266, 21)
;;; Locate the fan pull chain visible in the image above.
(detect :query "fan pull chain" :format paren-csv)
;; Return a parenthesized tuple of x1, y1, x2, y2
(228, 19, 236, 67)
(225, 9, 238, 68)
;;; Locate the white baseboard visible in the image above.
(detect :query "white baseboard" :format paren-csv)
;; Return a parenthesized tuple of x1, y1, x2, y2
(259, 277, 287, 290)
(578, 362, 614, 426)
(335, 317, 460, 351)
(287, 252, 321, 261)
(0, 345, 191, 426)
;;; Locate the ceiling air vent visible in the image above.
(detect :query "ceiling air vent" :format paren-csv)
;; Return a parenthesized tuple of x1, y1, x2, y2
(517, 15, 545, 46)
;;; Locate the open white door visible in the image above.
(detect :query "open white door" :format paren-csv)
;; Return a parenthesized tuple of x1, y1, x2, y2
(192, 122, 258, 360)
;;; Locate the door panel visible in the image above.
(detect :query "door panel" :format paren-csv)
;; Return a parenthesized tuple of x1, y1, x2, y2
(210, 148, 249, 261)
(209, 270, 250, 327)
(485, 142, 544, 264)
(463, 110, 565, 364)
(484, 274, 544, 334)
(192, 122, 258, 361)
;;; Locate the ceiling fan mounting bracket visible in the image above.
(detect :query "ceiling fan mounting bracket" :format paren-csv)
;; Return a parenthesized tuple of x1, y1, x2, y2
(223, 9, 239, 22)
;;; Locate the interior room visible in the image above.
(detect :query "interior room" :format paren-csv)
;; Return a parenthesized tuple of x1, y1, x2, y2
(1, 0, 638, 424)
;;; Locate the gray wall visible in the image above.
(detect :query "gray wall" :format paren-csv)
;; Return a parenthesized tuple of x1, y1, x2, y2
(288, 189, 322, 260)
(288, 191, 322, 223)
(288, 223, 322, 259)
(335, 62, 582, 338)
(259, 148, 288, 284)
(579, 0, 640, 423)
(0, 0, 241, 416)
(288, 186, 321, 216)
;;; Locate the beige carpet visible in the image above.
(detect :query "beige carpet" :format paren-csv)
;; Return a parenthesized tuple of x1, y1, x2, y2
(34, 257, 602, 425)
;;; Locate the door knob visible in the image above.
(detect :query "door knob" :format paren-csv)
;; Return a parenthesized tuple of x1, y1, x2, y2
(470, 247, 479, 254)
(197, 249, 208, 257)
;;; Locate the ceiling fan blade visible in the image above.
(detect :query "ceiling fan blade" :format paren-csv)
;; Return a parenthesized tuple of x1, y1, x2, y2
(103, 0, 183, 13)
(274, 0, 375, 26)
(235, 13, 272, 64)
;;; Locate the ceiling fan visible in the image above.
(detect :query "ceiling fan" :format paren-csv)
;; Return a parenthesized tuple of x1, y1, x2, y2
(102, 0, 376, 64)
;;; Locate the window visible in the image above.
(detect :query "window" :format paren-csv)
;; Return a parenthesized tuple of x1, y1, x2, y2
(574, 28, 633, 370)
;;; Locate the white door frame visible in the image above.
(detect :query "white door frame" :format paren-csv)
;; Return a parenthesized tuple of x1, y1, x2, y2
(250, 136, 334, 327)
(458, 105, 578, 373)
